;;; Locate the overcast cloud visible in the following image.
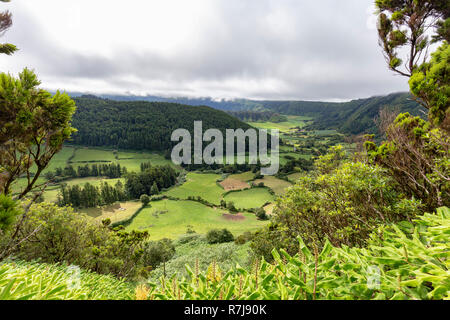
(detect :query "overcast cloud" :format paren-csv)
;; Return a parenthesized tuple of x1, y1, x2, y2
(0, 0, 409, 101)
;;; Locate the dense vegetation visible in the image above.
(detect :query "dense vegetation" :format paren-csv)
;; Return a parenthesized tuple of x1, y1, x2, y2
(0, 0, 448, 301)
(70, 96, 254, 151)
(143, 207, 450, 300)
(0, 261, 133, 300)
(93, 92, 424, 137)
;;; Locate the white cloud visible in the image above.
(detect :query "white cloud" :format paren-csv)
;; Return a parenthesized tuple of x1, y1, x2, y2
(0, 0, 409, 101)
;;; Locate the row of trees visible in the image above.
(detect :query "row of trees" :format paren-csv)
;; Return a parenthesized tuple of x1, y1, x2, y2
(46, 163, 126, 181)
(57, 181, 128, 208)
(57, 165, 179, 208)
(125, 165, 178, 200)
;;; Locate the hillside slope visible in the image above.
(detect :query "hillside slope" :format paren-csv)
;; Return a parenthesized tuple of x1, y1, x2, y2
(260, 92, 425, 135)
(70, 96, 253, 151)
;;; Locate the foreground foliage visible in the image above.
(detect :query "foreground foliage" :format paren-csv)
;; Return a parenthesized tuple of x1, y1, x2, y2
(144, 207, 449, 300)
(0, 261, 133, 300)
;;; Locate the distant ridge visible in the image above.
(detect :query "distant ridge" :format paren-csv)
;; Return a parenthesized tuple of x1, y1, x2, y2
(68, 92, 424, 136)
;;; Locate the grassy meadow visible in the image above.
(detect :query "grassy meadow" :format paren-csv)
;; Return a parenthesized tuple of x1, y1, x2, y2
(164, 172, 224, 205)
(254, 176, 292, 195)
(126, 199, 268, 240)
(248, 115, 313, 133)
(223, 188, 275, 209)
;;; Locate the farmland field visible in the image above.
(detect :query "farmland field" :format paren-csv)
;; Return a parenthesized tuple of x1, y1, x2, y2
(164, 173, 224, 205)
(71, 148, 117, 163)
(223, 188, 275, 209)
(254, 176, 292, 195)
(126, 199, 268, 240)
(248, 115, 313, 133)
(80, 201, 142, 224)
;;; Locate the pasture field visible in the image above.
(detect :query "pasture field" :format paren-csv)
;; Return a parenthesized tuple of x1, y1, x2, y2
(126, 199, 268, 240)
(80, 201, 142, 223)
(116, 151, 176, 172)
(264, 203, 275, 215)
(71, 147, 117, 163)
(69, 147, 176, 172)
(279, 152, 312, 165)
(228, 171, 255, 182)
(223, 188, 275, 209)
(44, 146, 76, 172)
(254, 176, 292, 195)
(247, 116, 312, 133)
(164, 173, 224, 205)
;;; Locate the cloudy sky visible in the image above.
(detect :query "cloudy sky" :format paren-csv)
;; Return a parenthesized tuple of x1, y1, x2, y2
(0, 0, 409, 101)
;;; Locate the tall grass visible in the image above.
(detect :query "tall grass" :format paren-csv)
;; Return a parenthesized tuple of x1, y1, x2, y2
(0, 261, 133, 300)
(145, 207, 450, 300)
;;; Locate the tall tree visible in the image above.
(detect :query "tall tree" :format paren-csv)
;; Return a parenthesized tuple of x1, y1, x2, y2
(376, 0, 449, 127)
(0, 69, 77, 197)
(0, 0, 17, 55)
(367, 0, 450, 210)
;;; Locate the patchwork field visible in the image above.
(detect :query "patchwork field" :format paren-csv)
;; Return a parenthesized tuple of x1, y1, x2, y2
(164, 173, 224, 205)
(254, 176, 292, 195)
(223, 188, 275, 209)
(125, 199, 268, 240)
(71, 148, 117, 163)
(248, 116, 313, 133)
(219, 171, 255, 191)
(80, 201, 142, 224)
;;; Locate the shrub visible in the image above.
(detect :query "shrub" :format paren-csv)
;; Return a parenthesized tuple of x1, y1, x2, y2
(146, 207, 450, 300)
(140, 194, 150, 206)
(234, 231, 254, 245)
(2, 202, 149, 280)
(206, 229, 234, 244)
(255, 207, 268, 221)
(142, 238, 176, 269)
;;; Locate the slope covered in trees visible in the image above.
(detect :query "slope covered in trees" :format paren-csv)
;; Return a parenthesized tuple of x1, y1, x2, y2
(255, 92, 425, 135)
(70, 96, 254, 151)
(74, 92, 424, 137)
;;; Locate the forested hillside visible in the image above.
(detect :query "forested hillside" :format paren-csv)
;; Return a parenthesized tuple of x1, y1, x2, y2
(70, 96, 253, 151)
(79, 92, 424, 136)
(261, 92, 425, 135)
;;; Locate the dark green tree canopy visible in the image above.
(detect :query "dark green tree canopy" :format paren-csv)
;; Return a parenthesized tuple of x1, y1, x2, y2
(376, 0, 450, 127)
(0, 0, 17, 55)
(0, 69, 77, 197)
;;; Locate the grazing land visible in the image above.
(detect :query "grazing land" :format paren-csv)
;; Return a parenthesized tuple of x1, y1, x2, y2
(254, 176, 292, 195)
(223, 188, 275, 209)
(81, 201, 142, 224)
(125, 199, 267, 240)
(248, 115, 313, 133)
(164, 173, 224, 205)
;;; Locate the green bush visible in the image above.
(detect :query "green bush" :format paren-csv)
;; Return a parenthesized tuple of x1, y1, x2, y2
(255, 208, 268, 221)
(206, 229, 234, 244)
(269, 146, 423, 253)
(146, 207, 450, 300)
(2, 202, 148, 280)
(142, 239, 176, 269)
